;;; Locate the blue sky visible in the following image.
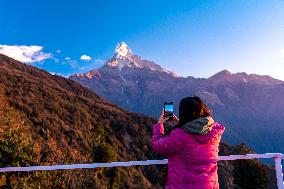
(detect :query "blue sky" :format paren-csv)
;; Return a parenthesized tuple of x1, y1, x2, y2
(1, 0, 284, 80)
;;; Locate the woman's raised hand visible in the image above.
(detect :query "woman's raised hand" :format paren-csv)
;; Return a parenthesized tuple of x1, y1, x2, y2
(167, 114, 179, 127)
(172, 114, 179, 124)
(158, 110, 169, 124)
(158, 111, 179, 126)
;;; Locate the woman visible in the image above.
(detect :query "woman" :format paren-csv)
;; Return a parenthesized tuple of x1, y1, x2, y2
(152, 96, 225, 189)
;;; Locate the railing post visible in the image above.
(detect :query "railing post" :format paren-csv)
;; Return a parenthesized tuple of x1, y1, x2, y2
(274, 156, 284, 189)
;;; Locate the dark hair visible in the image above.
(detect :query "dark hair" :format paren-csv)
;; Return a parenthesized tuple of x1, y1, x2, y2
(176, 96, 211, 127)
(164, 96, 211, 135)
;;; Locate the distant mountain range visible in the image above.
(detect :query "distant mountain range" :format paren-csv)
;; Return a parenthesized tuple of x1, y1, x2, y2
(0, 53, 277, 188)
(70, 42, 284, 156)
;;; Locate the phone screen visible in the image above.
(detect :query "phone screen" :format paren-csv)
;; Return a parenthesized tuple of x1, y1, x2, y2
(164, 102, 173, 120)
(165, 104, 173, 113)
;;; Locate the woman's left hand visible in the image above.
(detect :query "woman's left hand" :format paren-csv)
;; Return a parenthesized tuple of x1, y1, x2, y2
(172, 114, 179, 124)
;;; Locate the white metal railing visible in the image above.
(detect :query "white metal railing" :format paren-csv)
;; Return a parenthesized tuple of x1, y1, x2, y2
(0, 153, 283, 188)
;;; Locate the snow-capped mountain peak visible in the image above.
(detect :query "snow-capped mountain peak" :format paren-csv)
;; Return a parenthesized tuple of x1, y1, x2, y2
(98, 42, 180, 77)
(115, 42, 132, 58)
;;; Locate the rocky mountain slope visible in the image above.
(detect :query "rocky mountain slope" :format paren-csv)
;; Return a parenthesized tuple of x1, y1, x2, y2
(70, 42, 284, 155)
(0, 53, 159, 188)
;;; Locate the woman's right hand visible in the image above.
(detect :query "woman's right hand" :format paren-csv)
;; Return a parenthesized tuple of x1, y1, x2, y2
(158, 110, 169, 124)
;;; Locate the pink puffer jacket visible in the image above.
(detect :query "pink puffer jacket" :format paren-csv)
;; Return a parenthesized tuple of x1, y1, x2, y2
(152, 121, 225, 189)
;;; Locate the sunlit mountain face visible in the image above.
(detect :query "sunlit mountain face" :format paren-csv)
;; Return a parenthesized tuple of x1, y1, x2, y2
(70, 42, 284, 156)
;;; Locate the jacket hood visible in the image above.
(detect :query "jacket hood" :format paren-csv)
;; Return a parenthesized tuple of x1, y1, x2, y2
(182, 116, 224, 144)
(182, 116, 215, 135)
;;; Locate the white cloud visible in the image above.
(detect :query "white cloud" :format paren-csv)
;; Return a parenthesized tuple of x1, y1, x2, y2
(65, 58, 78, 68)
(279, 48, 284, 57)
(80, 54, 91, 61)
(52, 57, 60, 63)
(0, 44, 52, 64)
(56, 49, 61, 53)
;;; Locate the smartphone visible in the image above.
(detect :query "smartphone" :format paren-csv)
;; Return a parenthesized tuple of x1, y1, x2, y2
(164, 102, 174, 121)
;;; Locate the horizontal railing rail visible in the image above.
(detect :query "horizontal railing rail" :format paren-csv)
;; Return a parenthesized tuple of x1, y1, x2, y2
(0, 153, 283, 188)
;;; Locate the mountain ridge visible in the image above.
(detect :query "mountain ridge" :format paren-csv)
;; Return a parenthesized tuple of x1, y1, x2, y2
(70, 42, 282, 83)
(70, 43, 284, 157)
